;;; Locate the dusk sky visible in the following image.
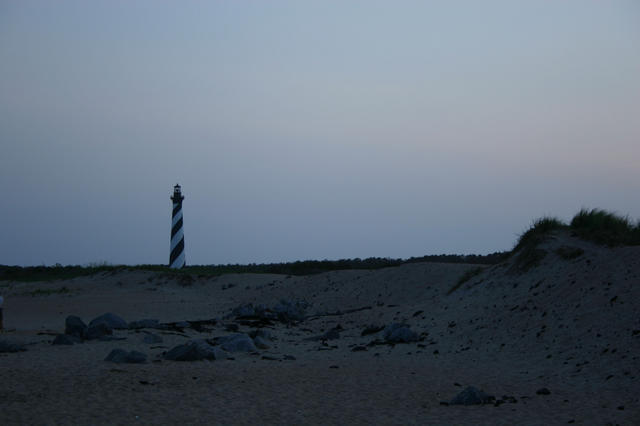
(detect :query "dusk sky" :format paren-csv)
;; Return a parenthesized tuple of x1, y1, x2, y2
(1, 1, 639, 266)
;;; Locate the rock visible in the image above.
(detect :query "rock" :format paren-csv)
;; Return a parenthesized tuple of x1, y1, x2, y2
(283, 354, 296, 360)
(0, 340, 26, 353)
(215, 333, 258, 352)
(500, 395, 518, 404)
(536, 388, 551, 395)
(105, 348, 147, 364)
(164, 343, 203, 361)
(85, 322, 113, 340)
(52, 334, 79, 345)
(361, 325, 385, 336)
(449, 386, 495, 405)
(128, 319, 159, 329)
(273, 299, 309, 323)
(105, 349, 127, 362)
(164, 340, 227, 361)
(143, 333, 163, 344)
(253, 304, 273, 319)
(212, 347, 230, 360)
(89, 313, 128, 330)
(232, 304, 256, 317)
(383, 323, 418, 343)
(65, 315, 87, 339)
(253, 336, 270, 349)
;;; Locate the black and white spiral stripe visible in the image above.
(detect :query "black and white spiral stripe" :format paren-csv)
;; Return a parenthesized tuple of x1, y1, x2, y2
(170, 190, 185, 269)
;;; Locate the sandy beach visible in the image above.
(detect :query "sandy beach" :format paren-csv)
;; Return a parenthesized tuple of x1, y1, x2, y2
(1, 232, 639, 425)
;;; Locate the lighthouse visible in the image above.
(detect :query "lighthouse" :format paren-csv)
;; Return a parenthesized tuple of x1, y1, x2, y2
(169, 184, 186, 269)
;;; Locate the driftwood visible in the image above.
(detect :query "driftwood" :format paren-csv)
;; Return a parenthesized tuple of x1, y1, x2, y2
(161, 319, 218, 333)
(306, 306, 372, 320)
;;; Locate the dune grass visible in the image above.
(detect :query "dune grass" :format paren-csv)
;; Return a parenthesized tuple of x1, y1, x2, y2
(513, 208, 640, 253)
(510, 208, 639, 271)
(512, 217, 565, 271)
(570, 208, 640, 246)
(513, 217, 566, 252)
(447, 266, 486, 295)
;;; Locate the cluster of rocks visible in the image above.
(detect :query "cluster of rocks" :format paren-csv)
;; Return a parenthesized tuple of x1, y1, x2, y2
(163, 330, 274, 362)
(441, 386, 530, 407)
(360, 323, 420, 346)
(48, 308, 424, 365)
(230, 299, 309, 323)
(53, 312, 219, 346)
(49, 311, 278, 364)
(54, 313, 130, 345)
(441, 386, 495, 406)
(382, 323, 419, 343)
(164, 339, 227, 361)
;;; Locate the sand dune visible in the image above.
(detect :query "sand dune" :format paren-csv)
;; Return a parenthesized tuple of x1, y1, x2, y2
(1, 231, 638, 425)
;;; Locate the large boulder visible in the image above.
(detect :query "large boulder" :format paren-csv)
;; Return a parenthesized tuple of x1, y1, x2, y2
(164, 340, 227, 361)
(249, 329, 273, 348)
(449, 386, 494, 405)
(89, 313, 128, 330)
(383, 323, 418, 343)
(215, 333, 258, 353)
(65, 315, 87, 339)
(272, 299, 308, 323)
(232, 304, 256, 317)
(253, 336, 270, 349)
(105, 348, 147, 364)
(52, 334, 79, 345)
(85, 322, 113, 340)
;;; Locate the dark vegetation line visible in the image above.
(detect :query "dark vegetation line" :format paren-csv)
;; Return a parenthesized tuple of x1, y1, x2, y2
(2, 209, 638, 283)
(0, 252, 508, 282)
